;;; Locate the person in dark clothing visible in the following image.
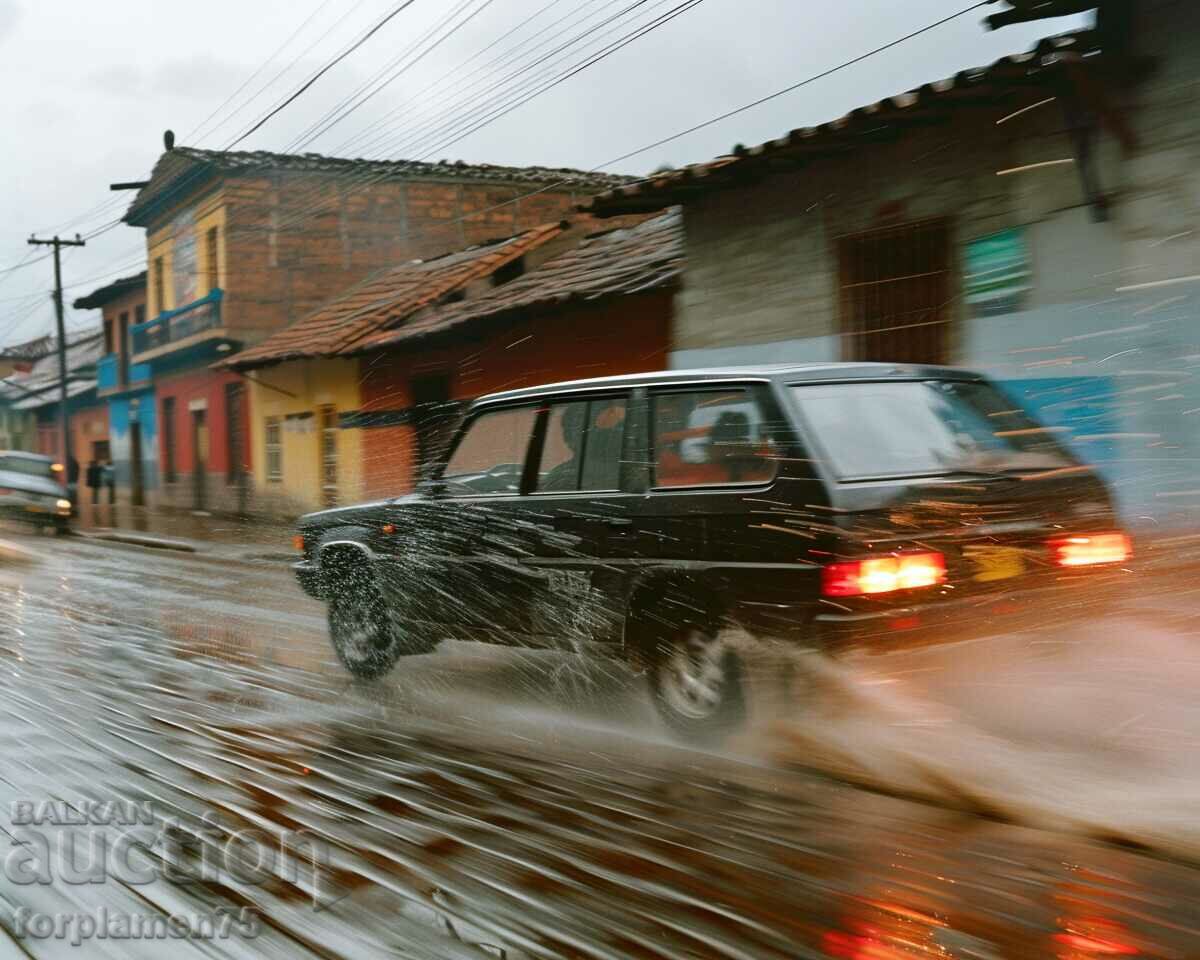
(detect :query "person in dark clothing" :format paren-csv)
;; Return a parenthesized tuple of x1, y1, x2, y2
(85, 460, 101, 504)
(102, 461, 116, 504)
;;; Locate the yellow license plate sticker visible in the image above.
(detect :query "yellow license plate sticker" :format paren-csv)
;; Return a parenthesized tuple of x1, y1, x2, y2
(965, 545, 1026, 582)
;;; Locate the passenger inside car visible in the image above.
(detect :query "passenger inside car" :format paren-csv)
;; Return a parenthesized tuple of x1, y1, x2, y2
(540, 399, 627, 492)
(654, 392, 775, 487)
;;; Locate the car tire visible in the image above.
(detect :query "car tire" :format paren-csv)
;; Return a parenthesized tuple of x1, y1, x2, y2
(326, 568, 433, 679)
(648, 620, 747, 743)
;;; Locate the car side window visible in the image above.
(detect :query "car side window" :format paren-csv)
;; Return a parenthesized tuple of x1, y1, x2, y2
(651, 388, 777, 488)
(536, 396, 628, 493)
(442, 405, 537, 496)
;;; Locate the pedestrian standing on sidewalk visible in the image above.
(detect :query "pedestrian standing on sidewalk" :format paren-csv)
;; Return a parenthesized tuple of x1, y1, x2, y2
(85, 460, 101, 504)
(102, 460, 116, 505)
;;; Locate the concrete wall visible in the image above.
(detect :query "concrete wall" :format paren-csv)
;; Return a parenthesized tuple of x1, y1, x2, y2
(669, 3, 1200, 526)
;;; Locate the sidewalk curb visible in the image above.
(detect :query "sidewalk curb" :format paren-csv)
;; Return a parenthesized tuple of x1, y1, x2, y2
(72, 529, 296, 567)
(81, 531, 197, 553)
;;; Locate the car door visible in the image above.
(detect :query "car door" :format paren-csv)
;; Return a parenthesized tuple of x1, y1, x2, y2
(499, 391, 637, 648)
(619, 382, 805, 619)
(420, 402, 542, 641)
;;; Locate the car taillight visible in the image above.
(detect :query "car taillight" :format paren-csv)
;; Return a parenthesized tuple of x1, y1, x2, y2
(821, 551, 946, 597)
(1049, 532, 1131, 567)
(292, 534, 306, 552)
(0, 488, 11, 496)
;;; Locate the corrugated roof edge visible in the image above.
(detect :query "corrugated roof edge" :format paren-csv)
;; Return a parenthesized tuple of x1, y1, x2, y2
(584, 30, 1100, 216)
(72, 271, 147, 310)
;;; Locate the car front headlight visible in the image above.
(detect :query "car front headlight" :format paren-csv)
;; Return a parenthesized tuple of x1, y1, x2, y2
(56, 499, 71, 512)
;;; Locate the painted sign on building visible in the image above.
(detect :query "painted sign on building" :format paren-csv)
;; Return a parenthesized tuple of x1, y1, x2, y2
(172, 210, 198, 309)
(965, 228, 1031, 317)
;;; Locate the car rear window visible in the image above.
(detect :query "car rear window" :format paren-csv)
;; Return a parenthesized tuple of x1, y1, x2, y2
(790, 379, 1072, 481)
(652, 388, 777, 488)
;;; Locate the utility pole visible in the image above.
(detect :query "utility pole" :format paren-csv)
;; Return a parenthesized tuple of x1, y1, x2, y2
(27, 234, 86, 485)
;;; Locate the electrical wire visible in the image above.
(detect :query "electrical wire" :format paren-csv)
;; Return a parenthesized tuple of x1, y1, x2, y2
(225, 0, 423, 149)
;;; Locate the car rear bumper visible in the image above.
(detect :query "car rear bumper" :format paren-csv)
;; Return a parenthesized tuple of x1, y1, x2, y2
(0, 502, 70, 525)
(814, 571, 1131, 650)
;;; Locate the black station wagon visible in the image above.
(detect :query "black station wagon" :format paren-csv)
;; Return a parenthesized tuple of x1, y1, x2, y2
(294, 364, 1131, 739)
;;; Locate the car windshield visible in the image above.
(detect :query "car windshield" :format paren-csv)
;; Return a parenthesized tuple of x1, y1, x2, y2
(0, 456, 53, 480)
(790, 380, 1073, 480)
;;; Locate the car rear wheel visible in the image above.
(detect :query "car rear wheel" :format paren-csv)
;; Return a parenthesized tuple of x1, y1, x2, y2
(649, 622, 747, 742)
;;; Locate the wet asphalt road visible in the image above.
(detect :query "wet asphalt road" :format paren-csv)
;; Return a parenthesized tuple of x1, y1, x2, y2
(2, 530, 1200, 958)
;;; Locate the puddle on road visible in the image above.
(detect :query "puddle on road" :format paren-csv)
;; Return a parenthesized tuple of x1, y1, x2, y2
(769, 609, 1200, 866)
(3, 547, 1200, 956)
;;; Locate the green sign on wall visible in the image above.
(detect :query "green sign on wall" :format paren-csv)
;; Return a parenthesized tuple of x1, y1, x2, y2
(965, 227, 1031, 316)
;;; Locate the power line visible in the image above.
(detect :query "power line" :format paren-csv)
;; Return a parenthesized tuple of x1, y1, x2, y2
(282, 0, 489, 152)
(195, 0, 380, 147)
(185, 0, 343, 144)
(261, 0, 995, 268)
(226, 0, 423, 149)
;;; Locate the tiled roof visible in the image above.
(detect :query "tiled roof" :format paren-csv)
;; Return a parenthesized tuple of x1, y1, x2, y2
(587, 31, 1100, 216)
(124, 145, 635, 227)
(355, 209, 683, 354)
(72, 271, 146, 311)
(1, 332, 104, 406)
(228, 222, 569, 369)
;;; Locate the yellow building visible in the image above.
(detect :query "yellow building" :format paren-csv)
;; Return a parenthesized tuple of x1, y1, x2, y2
(243, 358, 364, 516)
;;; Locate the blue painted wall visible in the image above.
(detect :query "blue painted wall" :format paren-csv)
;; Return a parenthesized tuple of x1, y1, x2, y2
(107, 389, 158, 493)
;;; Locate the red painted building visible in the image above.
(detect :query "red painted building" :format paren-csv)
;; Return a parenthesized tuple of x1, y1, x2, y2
(154, 366, 251, 513)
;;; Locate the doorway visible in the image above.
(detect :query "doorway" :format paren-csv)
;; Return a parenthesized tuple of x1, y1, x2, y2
(191, 409, 209, 512)
(129, 423, 144, 507)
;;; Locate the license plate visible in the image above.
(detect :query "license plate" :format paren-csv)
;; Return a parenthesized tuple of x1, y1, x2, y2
(24, 504, 49, 514)
(965, 545, 1026, 582)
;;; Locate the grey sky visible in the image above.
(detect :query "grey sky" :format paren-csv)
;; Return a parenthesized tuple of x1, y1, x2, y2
(0, 0, 1087, 346)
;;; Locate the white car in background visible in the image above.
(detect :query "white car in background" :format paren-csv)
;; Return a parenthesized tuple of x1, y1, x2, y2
(0, 451, 72, 534)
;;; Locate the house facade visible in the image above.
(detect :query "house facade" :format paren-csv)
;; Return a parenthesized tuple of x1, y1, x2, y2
(73, 272, 154, 510)
(228, 212, 680, 514)
(589, 0, 1199, 527)
(118, 141, 629, 517)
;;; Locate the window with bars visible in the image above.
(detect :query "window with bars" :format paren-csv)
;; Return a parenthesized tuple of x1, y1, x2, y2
(265, 417, 283, 483)
(837, 219, 951, 366)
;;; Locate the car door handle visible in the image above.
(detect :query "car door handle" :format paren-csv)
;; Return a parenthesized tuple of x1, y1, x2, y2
(597, 517, 632, 527)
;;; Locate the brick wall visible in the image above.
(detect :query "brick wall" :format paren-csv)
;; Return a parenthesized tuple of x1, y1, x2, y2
(221, 174, 590, 346)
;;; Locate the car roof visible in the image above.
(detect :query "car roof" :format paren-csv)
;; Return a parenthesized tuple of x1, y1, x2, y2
(0, 450, 53, 462)
(474, 362, 986, 405)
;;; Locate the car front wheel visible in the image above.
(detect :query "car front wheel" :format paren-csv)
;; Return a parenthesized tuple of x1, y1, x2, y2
(327, 571, 407, 680)
(649, 622, 747, 742)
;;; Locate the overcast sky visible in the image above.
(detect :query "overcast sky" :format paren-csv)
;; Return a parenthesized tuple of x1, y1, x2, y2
(0, 0, 1087, 347)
